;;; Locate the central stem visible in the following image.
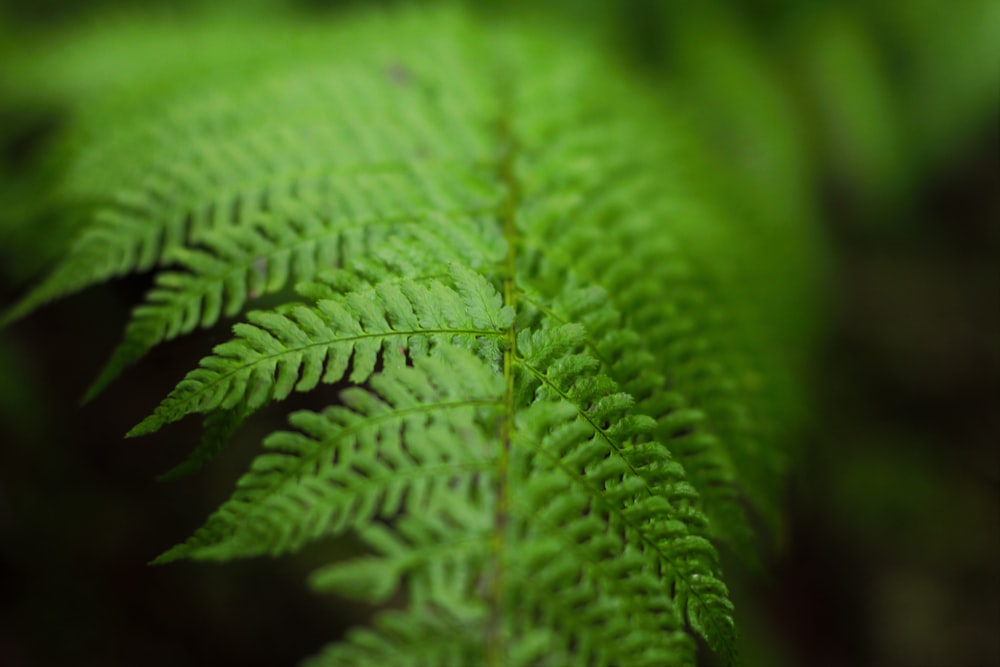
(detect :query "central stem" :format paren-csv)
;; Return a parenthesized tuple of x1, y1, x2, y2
(488, 88, 520, 667)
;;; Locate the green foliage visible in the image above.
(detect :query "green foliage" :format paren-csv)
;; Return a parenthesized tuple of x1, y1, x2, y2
(1, 4, 822, 665)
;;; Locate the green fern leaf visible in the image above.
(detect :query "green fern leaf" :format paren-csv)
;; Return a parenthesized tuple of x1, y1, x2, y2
(155, 346, 501, 563)
(0, 5, 826, 665)
(82, 202, 499, 402)
(128, 271, 511, 438)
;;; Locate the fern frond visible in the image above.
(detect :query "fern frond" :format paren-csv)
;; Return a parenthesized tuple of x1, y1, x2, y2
(1, 5, 827, 665)
(156, 346, 501, 563)
(222, 342, 726, 667)
(130, 268, 512, 438)
(3, 14, 498, 328)
(82, 204, 499, 402)
(515, 87, 783, 551)
(524, 278, 756, 554)
(514, 326, 737, 660)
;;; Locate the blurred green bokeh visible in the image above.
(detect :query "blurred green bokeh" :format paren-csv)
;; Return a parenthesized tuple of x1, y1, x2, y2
(1, 1, 996, 666)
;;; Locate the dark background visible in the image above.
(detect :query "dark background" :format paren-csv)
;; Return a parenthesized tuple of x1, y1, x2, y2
(1, 1, 997, 665)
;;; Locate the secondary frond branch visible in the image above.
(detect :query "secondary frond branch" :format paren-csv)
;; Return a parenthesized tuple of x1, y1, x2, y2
(84, 205, 495, 403)
(129, 276, 512, 437)
(515, 400, 737, 663)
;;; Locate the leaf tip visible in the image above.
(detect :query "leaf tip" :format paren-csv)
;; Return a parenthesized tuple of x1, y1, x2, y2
(126, 417, 160, 438)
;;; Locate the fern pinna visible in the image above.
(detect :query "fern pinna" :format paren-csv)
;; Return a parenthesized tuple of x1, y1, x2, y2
(2, 6, 815, 666)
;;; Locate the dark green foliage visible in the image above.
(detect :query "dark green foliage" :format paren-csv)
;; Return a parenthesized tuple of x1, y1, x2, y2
(1, 4, 824, 665)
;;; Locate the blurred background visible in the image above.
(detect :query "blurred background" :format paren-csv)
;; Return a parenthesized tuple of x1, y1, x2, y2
(0, 0, 997, 665)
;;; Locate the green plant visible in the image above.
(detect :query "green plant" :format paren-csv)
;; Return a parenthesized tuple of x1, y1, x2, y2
(2, 5, 819, 666)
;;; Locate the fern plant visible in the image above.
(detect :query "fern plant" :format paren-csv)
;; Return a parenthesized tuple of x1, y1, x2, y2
(2, 5, 818, 666)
